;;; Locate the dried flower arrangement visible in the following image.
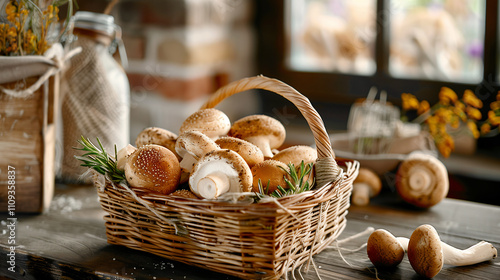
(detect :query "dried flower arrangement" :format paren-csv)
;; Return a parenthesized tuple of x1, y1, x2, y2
(401, 88, 500, 157)
(0, 0, 75, 56)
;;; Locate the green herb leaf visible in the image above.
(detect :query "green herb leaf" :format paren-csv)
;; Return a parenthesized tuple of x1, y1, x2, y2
(74, 136, 126, 183)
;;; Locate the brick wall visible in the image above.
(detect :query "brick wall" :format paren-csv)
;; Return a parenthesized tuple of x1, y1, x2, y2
(75, 0, 259, 142)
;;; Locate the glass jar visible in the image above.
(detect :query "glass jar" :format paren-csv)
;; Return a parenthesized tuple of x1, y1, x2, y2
(60, 11, 130, 183)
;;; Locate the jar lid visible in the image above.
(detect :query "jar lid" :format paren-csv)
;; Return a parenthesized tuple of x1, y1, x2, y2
(73, 11, 116, 36)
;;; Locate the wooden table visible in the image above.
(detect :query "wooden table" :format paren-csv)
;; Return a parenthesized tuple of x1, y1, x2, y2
(1, 185, 499, 280)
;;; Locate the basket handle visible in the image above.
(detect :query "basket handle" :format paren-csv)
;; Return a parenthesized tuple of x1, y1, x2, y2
(200, 75, 341, 188)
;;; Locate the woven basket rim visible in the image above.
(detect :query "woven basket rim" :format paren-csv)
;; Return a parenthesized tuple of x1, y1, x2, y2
(98, 159, 358, 213)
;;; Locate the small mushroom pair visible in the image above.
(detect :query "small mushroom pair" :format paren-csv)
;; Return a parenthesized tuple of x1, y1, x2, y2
(367, 225, 498, 278)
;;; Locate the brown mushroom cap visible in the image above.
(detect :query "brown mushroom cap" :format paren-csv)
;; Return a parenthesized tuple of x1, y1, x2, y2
(272, 145, 317, 166)
(396, 152, 449, 208)
(251, 160, 290, 194)
(175, 131, 219, 173)
(407, 224, 444, 278)
(135, 127, 179, 159)
(215, 136, 264, 168)
(273, 145, 317, 187)
(228, 115, 286, 158)
(179, 108, 231, 140)
(190, 149, 252, 199)
(124, 144, 181, 195)
(352, 167, 382, 206)
(170, 189, 198, 199)
(367, 229, 406, 268)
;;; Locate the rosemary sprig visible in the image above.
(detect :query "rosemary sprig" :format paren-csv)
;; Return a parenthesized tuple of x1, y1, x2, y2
(74, 136, 126, 183)
(255, 161, 315, 200)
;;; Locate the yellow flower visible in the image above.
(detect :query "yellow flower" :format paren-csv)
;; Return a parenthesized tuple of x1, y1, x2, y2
(491, 101, 500, 111)
(465, 106, 482, 121)
(463, 89, 483, 108)
(401, 93, 419, 111)
(426, 115, 439, 135)
(439, 87, 458, 105)
(7, 26, 17, 38)
(481, 123, 491, 135)
(489, 110, 500, 126)
(435, 107, 453, 123)
(417, 100, 430, 115)
(467, 121, 480, 139)
(436, 135, 454, 158)
(453, 101, 467, 122)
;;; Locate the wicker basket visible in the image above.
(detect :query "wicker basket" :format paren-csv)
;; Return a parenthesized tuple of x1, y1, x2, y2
(95, 76, 359, 280)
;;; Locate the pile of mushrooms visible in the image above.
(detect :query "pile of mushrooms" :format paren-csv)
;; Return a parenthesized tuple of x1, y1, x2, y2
(367, 225, 497, 278)
(116, 108, 318, 199)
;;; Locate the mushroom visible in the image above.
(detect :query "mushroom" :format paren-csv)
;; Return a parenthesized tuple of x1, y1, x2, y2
(170, 189, 198, 199)
(228, 115, 286, 158)
(116, 144, 137, 171)
(396, 152, 449, 208)
(215, 136, 264, 168)
(179, 108, 231, 140)
(135, 127, 180, 160)
(272, 145, 317, 187)
(408, 224, 498, 278)
(175, 131, 219, 174)
(251, 160, 291, 194)
(367, 229, 409, 268)
(189, 149, 252, 199)
(272, 145, 317, 166)
(351, 167, 382, 206)
(124, 144, 181, 195)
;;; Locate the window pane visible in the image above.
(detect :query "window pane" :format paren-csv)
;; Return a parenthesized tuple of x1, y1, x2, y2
(389, 0, 485, 83)
(286, 0, 377, 75)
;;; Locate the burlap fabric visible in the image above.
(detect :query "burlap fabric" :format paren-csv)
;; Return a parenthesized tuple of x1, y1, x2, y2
(60, 37, 128, 183)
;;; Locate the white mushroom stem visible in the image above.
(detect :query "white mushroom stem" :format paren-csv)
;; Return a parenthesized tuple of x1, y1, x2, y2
(397, 237, 409, 250)
(246, 136, 273, 158)
(440, 241, 497, 266)
(179, 153, 198, 172)
(197, 173, 231, 199)
(352, 183, 371, 206)
(396, 237, 497, 266)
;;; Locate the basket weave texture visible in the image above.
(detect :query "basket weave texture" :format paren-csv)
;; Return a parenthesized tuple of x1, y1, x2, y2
(95, 76, 359, 279)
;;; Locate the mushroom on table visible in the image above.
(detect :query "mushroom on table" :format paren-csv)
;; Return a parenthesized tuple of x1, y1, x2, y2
(366, 225, 498, 278)
(396, 152, 449, 208)
(351, 167, 382, 206)
(367, 229, 408, 268)
(408, 224, 498, 278)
